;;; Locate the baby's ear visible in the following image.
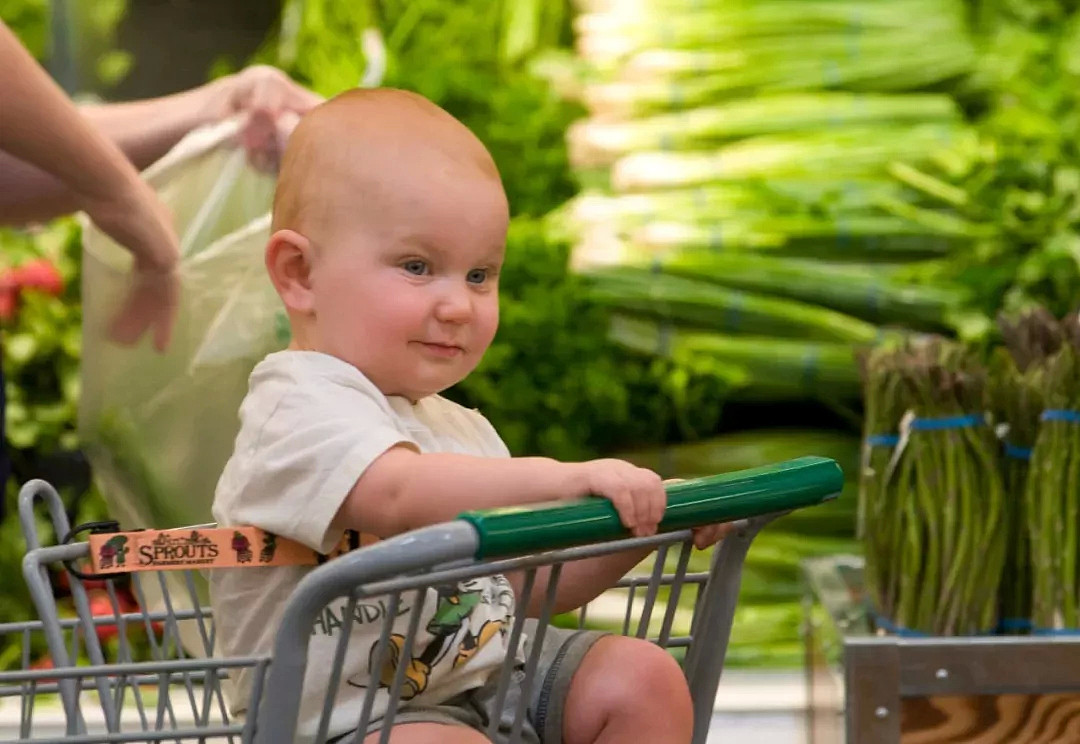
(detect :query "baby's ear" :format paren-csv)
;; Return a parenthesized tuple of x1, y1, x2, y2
(265, 229, 315, 313)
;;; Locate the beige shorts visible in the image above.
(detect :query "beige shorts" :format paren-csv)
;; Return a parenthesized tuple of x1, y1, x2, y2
(335, 621, 607, 744)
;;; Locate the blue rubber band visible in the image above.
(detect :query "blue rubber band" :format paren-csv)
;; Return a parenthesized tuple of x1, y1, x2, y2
(1041, 409, 1080, 423)
(656, 322, 673, 358)
(864, 282, 883, 313)
(873, 613, 929, 638)
(909, 413, 984, 431)
(997, 617, 1033, 633)
(723, 291, 745, 333)
(847, 10, 862, 61)
(668, 82, 683, 108)
(823, 59, 841, 88)
(836, 214, 850, 252)
(1032, 627, 1080, 637)
(708, 223, 723, 250)
(1003, 442, 1033, 460)
(866, 433, 899, 447)
(874, 611, 996, 637)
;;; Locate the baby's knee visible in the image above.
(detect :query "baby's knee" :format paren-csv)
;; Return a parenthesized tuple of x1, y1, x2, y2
(585, 637, 692, 716)
(363, 722, 491, 744)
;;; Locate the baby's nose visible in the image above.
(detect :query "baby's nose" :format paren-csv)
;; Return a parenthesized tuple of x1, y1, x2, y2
(433, 284, 473, 323)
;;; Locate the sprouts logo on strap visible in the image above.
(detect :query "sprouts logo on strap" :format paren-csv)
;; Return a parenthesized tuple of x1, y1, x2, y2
(137, 530, 220, 567)
(97, 535, 130, 569)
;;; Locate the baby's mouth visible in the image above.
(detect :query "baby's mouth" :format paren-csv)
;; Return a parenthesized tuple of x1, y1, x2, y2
(416, 341, 465, 358)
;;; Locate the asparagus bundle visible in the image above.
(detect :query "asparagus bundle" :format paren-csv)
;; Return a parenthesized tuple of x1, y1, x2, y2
(1026, 312, 1080, 630)
(859, 339, 1006, 635)
(857, 345, 908, 622)
(991, 309, 1063, 628)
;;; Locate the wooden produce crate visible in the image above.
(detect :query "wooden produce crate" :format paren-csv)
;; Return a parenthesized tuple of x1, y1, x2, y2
(803, 555, 1080, 743)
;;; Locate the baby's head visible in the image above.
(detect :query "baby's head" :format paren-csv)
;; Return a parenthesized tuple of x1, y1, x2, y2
(266, 88, 509, 401)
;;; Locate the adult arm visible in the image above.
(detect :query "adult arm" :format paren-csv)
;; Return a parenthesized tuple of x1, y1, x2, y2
(0, 64, 321, 226)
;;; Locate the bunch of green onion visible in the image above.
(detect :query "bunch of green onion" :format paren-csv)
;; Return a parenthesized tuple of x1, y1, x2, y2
(557, 0, 980, 403)
(610, 314, 861, 400)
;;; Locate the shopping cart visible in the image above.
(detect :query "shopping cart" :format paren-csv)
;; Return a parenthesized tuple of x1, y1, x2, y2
(0, 456, 842, 744)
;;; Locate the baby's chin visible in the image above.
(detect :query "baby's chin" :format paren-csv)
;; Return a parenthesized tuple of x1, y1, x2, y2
(380, 386, 446, 404)
(326, 349, 477, 401)
(371, 372, 468, 403)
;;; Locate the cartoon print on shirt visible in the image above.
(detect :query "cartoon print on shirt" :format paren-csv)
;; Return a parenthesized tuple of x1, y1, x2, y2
(347, 577, 513, 700)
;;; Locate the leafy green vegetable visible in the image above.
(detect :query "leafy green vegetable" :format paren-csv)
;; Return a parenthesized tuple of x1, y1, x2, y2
(0, 0, 50, 59)
(884, 2, 1080, 320)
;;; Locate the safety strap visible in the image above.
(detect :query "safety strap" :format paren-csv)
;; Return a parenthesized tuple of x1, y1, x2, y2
(85, 525, 378, 575)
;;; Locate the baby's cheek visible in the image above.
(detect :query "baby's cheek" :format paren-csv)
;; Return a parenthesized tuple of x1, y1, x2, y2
(476, 299, 500, 344)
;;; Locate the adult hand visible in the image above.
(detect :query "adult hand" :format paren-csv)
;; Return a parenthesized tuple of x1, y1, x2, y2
(80, 179, 180, 352)
(107, 261, 180, 353)
(202, 65, 322, 172)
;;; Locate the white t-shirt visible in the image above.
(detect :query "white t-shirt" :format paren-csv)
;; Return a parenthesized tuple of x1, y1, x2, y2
(210, 351, 515, 742)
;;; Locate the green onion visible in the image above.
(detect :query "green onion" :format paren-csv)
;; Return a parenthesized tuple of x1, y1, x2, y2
(586, 266, 880, 342)
(608, 313, 861, 400)
(569, 92, 960, 167)
(611, 124, 974, 190)
(656, 252, 967, 328)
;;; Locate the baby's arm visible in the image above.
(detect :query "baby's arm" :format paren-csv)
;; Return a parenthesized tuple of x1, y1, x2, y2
(333, 445, 667, 539)
(533, 479, 735, 616)
(510, 522, 733, 617)
(336, 447, 734, 617)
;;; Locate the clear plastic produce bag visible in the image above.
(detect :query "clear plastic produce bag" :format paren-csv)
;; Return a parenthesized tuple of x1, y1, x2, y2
(79, 119, 286, 543)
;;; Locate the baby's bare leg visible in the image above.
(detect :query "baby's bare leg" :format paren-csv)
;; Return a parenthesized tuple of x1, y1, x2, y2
(362, 722, 491, 744)
(561, 636, 693, 744)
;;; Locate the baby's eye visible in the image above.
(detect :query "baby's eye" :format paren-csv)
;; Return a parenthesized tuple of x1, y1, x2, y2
(466, 268, 488, 284)
(402, 259, 429, 276)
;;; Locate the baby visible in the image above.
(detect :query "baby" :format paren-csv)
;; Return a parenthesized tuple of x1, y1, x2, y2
(210, 88, 728, 744)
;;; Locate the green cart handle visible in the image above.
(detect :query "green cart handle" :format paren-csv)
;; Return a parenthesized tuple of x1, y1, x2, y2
(458, 455, 843, 559)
